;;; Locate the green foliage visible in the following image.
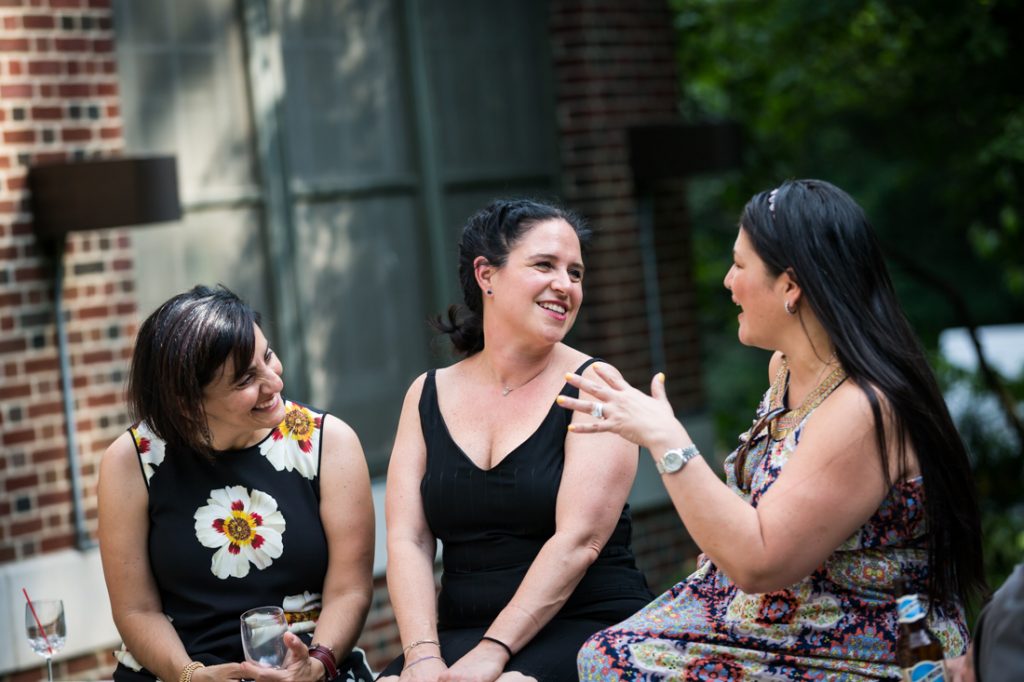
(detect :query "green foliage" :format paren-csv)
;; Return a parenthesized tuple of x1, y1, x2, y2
(671, 0, 1024, 339)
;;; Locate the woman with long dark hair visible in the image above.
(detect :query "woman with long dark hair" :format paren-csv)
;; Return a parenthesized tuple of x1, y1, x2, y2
(559, 180, 985, 679)
(378, 199, 652, 681)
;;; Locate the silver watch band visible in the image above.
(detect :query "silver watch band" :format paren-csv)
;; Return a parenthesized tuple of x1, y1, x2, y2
(656, 444, 700, 474)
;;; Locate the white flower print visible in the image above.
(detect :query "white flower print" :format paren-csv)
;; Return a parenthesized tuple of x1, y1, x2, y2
(193, 485, 286, 580)
(131, 422, 165, 484)
(258, 401, 322, 480)
(113, 642, 143, 672)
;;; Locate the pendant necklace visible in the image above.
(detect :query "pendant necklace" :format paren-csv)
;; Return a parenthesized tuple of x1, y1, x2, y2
(498, 359, 552, 397)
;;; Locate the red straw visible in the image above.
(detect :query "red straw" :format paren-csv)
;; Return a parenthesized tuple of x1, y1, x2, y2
(22, 588, 54, 656)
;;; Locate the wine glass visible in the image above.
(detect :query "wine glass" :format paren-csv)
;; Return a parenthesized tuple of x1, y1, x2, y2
(25, 599, 66, 682)
(240, 606, 288, 668)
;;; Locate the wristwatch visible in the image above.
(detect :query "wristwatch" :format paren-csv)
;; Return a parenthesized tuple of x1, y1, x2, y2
(656, 444, 700, 475)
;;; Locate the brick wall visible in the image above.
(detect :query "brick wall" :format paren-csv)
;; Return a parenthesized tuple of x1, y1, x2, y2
(549, 0, 704, 413)
(1, 0, 131, 679)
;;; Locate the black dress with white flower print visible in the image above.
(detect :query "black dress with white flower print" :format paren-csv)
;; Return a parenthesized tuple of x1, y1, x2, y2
(112, 400, 372, 681)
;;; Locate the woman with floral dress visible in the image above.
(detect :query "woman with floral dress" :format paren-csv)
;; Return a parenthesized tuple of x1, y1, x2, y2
(98, 285, 374, 682)
(557, 180, 986, 679)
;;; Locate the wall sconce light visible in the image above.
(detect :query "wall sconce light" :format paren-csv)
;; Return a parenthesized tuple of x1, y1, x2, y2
(28, 156, 182, 550)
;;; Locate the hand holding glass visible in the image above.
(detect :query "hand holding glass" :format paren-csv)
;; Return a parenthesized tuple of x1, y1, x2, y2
(25, 599, 66, 682)
(240, 606, 288, 668)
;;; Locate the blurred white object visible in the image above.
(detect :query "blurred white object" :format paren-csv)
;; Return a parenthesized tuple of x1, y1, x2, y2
(939, 323, 1024, 449)
(939, 324, 1024, 376)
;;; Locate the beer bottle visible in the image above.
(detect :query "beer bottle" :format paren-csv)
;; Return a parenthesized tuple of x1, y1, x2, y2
(896, 583, 947, 681)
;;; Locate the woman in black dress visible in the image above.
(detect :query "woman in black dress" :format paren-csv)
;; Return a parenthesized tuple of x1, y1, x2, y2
(379, 200, 652, 681)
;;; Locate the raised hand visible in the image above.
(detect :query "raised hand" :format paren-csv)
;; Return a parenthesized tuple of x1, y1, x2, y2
(556, 362, 686, 453)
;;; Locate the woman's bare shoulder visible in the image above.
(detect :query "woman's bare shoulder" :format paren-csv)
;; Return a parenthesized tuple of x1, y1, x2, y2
(561, 343, 596, 375)
(103, 429, 138, 465)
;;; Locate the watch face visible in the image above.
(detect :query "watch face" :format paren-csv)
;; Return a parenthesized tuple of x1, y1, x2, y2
(662, 449, 684, 472)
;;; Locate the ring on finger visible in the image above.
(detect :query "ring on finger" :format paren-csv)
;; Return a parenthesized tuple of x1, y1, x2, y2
(590, 401, 606, 419)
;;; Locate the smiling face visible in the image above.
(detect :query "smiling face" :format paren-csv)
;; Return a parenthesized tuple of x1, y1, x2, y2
(723, 227, 787, 349)
(201, 324, 286, 450)
(484, 217, 584, 346)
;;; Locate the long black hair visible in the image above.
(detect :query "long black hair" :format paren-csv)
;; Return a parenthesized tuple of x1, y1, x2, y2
(127, 284, 260, 454)
(433, 198, 592, 355)
(741, 179, 985, 608)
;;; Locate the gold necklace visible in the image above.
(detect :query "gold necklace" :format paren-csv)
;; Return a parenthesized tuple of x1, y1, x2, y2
(497, 360, 551, 397)
(766, 354, 846, 439)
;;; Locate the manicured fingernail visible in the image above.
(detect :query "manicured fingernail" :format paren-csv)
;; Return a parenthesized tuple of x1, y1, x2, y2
(567, 424, 576, 432)
(556, 396, 565, 404)
(657, 372, 666, 383)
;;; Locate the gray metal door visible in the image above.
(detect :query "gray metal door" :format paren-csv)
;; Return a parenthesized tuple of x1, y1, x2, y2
(115, 0, 558, 474)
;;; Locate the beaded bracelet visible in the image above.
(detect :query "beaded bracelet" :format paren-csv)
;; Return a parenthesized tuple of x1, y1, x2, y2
(178, 661, 205, 682)
(481, 635, 513, 658)
(308, 643, 339, 681)
(402, 638, 441, 657)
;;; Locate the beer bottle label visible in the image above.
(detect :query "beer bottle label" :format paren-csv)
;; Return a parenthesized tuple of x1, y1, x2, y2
(901, 660, 946, 681)
(897, 594, 926, 622)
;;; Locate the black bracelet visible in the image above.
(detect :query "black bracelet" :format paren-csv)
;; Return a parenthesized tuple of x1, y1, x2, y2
(481, 635, 513, 658)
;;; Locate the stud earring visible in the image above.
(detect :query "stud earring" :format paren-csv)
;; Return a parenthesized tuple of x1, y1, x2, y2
(784, 300, 796, 315)
(486, 289, 493, 296)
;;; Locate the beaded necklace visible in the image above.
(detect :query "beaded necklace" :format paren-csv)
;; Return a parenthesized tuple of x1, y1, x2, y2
(765, 354, 847, 440)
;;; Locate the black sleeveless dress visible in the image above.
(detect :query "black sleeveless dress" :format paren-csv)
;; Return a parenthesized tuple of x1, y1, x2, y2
(380, 360, 652, 680)
(110, 400, 372, 681)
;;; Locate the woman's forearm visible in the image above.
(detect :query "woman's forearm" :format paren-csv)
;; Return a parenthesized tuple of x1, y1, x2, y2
(387, 538, 443, 647)
(115, 609, 194, 682)
(481, 530, 600, 652)
(644, 410, 888, 594)
(313, 586, 372, 659)
(651, 450, 771, 587)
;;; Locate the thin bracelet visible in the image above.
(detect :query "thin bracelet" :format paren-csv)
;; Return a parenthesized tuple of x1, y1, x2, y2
(403, 655, 443, 671)
(402, 638, 441, 656)
(178, 661, 205, 682)
(481, 635, 513, 658)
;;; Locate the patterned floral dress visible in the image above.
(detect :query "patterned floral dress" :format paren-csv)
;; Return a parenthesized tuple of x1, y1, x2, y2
(577, 378, 968, 681)
(111, 400, 372, 681)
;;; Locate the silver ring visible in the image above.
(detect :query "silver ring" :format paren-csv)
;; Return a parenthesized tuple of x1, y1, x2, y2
(590, 402, 605, 419)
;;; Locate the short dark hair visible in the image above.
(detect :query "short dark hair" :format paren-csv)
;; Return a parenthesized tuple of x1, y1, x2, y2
(433, 198, 592, 355)
(740, 179, 985, 607)
(126, 284, 260, 454)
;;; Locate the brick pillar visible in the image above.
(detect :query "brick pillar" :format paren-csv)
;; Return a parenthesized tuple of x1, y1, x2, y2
(549, 0, 703, 413)
(0, 0, 133, 586)
(549, 1, 705, 597)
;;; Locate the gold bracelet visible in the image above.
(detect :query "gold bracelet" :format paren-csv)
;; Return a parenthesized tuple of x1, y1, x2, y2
(179, 661, 205, 682)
